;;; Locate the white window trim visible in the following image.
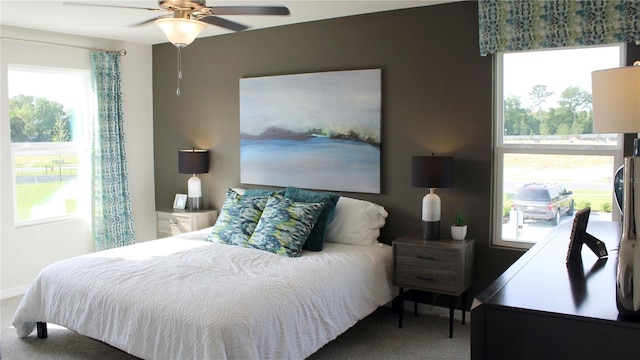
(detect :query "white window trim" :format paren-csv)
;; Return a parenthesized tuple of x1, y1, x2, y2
(492, 44, 626, 249)
(8, 64, 92, 227)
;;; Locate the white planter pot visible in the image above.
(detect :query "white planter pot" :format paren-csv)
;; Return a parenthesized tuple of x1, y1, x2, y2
(451, 225, 467, 240)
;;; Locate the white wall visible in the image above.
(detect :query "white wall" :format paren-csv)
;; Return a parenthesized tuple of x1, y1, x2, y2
(0, 26, 157, 298)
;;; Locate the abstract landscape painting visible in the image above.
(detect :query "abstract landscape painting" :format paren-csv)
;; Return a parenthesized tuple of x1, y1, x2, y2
(239, 69, 381, 193)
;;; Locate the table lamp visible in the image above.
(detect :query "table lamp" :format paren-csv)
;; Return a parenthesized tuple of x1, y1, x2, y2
(178, 148, 209, 210)
(412, 155, 454, 240)
(592, 62, 640, 317)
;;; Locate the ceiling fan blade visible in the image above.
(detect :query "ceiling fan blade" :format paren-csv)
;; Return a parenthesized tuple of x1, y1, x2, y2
(199, 16, 248, 32)
(63, 1, 161, 12)
(206, 6, 290, 16)
(130, 16, 171, 27)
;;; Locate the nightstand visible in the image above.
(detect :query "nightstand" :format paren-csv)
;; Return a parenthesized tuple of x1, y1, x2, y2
(393, 235, 475, 338)
(156, 209, 218, 238)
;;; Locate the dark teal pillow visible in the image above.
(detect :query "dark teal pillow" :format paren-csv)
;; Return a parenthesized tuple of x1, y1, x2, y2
(284, 186, 340, 251)
(246, 195, 323, 257)
(244, 188, 285, 196)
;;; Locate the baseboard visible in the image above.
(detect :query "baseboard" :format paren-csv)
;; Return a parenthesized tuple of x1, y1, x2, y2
(1, 285, 29, 300)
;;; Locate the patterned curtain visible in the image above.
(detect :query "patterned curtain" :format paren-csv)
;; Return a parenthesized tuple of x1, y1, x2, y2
(90, 52, 135, 251)
(478, 0, 640, 55)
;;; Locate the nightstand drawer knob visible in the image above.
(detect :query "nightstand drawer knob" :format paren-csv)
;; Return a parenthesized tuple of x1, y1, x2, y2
(416, 276, 434, 281)
(417, 255, 437, 261)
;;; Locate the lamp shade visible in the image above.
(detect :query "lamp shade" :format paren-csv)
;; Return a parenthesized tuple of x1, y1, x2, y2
(592, 65, 640, 134)
(156, 18, 206, 48)
(179, 149, 209, 174)
(412, 156, 454, 188)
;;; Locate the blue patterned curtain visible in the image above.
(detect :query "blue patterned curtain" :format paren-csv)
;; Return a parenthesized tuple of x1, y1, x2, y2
(90, 52, 135, 251)
(478, 0, 640, 55)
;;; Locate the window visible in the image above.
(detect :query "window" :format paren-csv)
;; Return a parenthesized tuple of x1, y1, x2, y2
(494, 45, 624, 248)
(9, 65, 92, 226)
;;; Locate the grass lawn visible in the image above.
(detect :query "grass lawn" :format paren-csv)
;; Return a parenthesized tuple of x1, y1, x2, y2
(14, 154, 79, 168)
(15, 181, 77, 220)
(504, 154, 614, 183)
(573, 190, 613, 213)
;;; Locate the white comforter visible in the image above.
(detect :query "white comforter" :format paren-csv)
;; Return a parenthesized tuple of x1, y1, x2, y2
(13, 228, 393, 360)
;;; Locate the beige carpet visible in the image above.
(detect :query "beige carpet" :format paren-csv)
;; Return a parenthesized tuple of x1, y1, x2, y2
(1, 295, 470, 359)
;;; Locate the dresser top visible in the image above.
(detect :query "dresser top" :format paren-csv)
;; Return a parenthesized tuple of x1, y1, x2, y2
(473, 220, 640, 326)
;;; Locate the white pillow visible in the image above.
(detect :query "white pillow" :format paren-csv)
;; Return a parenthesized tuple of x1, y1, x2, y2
(326, 196, 388, 246)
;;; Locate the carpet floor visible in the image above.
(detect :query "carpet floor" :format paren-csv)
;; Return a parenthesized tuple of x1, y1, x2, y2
(1, 295, 470, 359)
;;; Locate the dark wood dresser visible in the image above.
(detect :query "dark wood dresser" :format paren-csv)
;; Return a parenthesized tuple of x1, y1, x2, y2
(471, 221, 640, 359)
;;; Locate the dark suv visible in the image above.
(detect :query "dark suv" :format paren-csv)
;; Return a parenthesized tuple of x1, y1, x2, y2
(511, 183, 575, 226)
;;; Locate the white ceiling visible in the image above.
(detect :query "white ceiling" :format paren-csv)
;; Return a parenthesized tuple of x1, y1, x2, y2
(0, 1, 460, 45)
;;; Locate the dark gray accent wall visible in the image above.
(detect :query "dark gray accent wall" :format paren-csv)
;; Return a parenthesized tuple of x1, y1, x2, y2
(152, 1, 523, 295)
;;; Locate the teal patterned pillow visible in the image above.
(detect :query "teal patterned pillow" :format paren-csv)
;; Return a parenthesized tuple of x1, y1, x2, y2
(284, 186, 340, 251)
(207, 189, 269, 246)
(246, 194, 323, 257)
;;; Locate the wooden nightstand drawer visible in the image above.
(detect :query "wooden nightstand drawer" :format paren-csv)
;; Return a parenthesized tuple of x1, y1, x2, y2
(156, 210, 218, 238)
(157, 213, 191, 236)
(392, 235, 474, 296)
(393, 234, 475, 337)
(395, 264, 458, 293)
(394, 244, 458, 270)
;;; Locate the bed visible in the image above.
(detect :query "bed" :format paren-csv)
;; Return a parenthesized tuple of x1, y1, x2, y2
(12, 188, 393, 359)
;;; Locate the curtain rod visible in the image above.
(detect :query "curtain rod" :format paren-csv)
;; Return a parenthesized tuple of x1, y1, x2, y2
(0, 37, 126, 56)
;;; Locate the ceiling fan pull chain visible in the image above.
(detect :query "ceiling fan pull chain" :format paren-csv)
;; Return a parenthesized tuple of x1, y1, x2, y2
(176, 47, 182, 96)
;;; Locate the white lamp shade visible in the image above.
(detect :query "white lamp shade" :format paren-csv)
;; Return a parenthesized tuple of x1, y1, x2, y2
(156, 18, 206, 48)
(592, 65, 640, 134)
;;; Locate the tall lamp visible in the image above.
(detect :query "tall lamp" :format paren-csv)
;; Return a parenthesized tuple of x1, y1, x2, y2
(592, 62, 640, 316)
(178, 148, 209, 211)
(412, 155, 454, 240)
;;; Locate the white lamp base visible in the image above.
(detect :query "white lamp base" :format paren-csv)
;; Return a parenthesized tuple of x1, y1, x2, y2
(187, 175, 202, 210)
(422, 188, 441, 240)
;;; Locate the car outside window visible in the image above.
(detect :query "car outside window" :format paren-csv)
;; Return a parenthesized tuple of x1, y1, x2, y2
(515, 188, 550, 202)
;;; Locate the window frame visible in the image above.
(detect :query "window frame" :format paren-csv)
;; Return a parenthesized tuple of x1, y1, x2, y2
(492, 44, 626, 249)
(9, 64, 93, 227)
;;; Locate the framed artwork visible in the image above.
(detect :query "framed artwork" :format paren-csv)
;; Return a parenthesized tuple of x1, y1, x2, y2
(173, 194, 187, 210)
(239, 69, 381, 193)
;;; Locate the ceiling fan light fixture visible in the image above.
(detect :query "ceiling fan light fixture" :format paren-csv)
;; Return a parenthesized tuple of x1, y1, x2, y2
(155, 18, 206, 47)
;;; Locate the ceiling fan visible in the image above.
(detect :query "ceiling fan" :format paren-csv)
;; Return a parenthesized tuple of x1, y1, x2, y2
(65, 1, 290, 46)
(66, 1, 290, 96)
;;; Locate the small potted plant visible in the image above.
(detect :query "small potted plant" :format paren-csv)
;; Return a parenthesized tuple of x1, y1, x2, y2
(451, 212, 468, 240)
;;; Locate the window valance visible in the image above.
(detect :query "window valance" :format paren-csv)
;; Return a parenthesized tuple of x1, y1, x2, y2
(478, 0, 640, 55)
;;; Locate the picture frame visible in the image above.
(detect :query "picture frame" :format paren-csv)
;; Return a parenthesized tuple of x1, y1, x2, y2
(239, 69, 382, 194)
(173, 194, 187, 210)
